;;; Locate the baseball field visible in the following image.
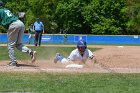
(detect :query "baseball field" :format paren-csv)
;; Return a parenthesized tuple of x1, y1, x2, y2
(0, 44, 140, 93)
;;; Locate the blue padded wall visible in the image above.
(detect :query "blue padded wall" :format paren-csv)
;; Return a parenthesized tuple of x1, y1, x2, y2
(0, 34, 140, 45)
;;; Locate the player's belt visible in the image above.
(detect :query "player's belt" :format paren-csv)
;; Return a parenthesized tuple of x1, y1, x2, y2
(6, 20, 18, 29)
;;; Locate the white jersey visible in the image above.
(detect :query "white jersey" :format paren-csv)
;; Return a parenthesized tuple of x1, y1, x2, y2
(67, 48, 94, 62)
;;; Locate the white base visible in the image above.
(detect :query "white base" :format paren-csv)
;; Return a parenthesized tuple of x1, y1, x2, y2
(65, 64, 84, 69)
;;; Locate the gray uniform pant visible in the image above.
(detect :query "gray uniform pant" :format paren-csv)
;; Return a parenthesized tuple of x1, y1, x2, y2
(7, 20, 32, 63)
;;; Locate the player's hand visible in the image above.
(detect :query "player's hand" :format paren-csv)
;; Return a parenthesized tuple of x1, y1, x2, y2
(92, 57, 97, 64)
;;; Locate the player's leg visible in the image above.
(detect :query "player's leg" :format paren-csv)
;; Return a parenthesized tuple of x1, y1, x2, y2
(7, 22, 19, 66)
(54, 53, 69, 63)
(38, 32, 42, 46)
(54, 53, 83, 68)
(34, 32, 39, 46)
(28, 34, 32, 44)
(15, 20, 36, 63)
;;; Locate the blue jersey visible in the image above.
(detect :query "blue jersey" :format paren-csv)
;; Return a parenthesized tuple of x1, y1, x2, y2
(33, 21, 44, 31)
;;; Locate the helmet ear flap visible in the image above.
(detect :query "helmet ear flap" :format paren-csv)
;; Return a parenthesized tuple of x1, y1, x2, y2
(84, 41, 87, 49)
(85, 46, 87, 49)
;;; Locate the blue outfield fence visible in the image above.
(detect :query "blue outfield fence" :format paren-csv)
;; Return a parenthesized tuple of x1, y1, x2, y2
(0, 33, 140, 45)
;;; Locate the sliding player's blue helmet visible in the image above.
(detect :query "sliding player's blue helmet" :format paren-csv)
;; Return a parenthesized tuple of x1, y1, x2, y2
(77, 40, 87, 54)
(77, 40, 87, 48)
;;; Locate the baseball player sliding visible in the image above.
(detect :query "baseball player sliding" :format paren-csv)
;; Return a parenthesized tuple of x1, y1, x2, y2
(54, 40, 96, 68)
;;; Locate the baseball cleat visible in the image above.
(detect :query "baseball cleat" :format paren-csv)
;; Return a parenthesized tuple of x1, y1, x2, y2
(7, 62, 18, 67)
(30, 51, 36, 63)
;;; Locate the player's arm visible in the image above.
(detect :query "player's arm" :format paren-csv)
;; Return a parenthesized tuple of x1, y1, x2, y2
(41, 22, 45, 33)
(88, 49, 96, 63)
(89, 55, 96, 63)
(42, 27, 44, 33)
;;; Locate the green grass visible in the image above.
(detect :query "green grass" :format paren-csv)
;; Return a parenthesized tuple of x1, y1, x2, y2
(0, 72, 140, 93)
(0, 46, 99, 60)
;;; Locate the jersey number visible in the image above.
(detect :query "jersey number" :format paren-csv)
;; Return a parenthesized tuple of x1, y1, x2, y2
(4, 10, 13, 17)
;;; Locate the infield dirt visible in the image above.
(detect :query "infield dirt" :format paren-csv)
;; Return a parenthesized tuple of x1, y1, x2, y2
(0, 45, 140, 73)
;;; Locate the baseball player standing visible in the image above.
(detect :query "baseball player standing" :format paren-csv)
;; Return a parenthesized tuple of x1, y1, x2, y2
(28, 24, 35, 44)
(54, 40, 96, 68)
(0, 1, 36, 66)
(33, 18, 44, 46)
